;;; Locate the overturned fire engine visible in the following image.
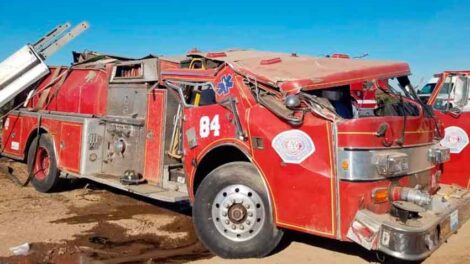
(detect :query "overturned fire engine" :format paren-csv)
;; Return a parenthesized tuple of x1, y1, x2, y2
(1, 26, 470, 261)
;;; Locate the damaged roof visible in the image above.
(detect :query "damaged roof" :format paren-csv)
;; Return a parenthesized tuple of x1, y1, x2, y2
(188, 49, 411, 93)
(72, 51, 184, 66)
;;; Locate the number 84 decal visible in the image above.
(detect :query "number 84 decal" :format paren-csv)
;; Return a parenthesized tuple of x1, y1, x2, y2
(199, 115, 220, 138)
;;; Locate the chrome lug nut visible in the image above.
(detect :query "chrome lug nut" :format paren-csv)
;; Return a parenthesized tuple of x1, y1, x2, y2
(231, 224, 236, 230)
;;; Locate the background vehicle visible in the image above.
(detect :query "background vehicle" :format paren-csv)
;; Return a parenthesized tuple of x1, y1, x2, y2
(425, 71, 470, 188)
(1, 27, 469, 260)
(418, 76, 439, 103)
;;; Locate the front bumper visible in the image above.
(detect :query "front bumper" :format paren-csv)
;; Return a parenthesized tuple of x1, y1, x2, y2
(347, 184, 470, 261)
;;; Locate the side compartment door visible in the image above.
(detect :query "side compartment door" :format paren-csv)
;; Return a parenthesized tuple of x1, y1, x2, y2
(1, 115, 23, 157)
(431, 74, 470, 188)
(58, 122, 82, 174)
(143, 89, 167, 184)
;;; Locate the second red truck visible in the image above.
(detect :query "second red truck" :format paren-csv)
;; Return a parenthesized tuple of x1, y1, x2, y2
(420, 71, 470, 189)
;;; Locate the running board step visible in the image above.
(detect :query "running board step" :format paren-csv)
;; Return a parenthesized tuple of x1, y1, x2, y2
(83, 174, 189, 203)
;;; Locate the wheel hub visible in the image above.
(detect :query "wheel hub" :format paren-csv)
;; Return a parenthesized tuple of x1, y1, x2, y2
(34, 147, 50, 181)
(211, 184, 265, 242)
(228, 203, 247, 223)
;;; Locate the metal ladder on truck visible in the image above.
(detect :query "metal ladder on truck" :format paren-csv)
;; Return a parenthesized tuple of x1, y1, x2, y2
(0, 21, 89, 109)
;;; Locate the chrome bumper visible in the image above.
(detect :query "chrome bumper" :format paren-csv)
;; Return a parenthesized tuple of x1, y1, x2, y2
(347, 184, 470, 261)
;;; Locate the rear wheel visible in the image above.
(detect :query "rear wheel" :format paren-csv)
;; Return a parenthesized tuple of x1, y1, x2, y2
(193, 162, 283, 258)
(27, 134, 61, 193)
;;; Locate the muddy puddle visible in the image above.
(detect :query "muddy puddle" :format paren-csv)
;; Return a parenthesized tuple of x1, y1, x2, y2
(0, 160, 212, 263)
(2, 226, 210, 263)
(3, 222, 210, 264)
(1, 202, 211, 264)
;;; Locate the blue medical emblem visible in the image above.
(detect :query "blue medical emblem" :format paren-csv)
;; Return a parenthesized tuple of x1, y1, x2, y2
(217, 74, 234, 95)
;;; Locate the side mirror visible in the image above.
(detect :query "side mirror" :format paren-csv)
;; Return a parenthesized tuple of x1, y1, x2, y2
(448, 106, 462, 118)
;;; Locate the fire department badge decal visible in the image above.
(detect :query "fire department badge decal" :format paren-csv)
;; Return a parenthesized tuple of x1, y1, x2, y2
(440, 126, 469, 154)
(272, 129, 315, 164)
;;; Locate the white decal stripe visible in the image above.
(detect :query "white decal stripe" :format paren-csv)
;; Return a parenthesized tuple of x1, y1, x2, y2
(357, 99, 377, 104)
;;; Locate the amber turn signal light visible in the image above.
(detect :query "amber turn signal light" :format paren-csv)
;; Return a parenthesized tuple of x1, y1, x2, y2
(371, 188, 389, 203)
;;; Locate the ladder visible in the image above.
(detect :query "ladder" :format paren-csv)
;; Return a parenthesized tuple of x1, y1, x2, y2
(0, 21, 89, 108)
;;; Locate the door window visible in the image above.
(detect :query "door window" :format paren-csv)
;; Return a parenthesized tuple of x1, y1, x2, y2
(166, 81, 216, 107)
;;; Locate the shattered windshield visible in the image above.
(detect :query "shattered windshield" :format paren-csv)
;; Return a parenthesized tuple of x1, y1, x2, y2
(370, 77, 421, 116)
(300, 77, 421, 120)
(381, 78, 416, 100)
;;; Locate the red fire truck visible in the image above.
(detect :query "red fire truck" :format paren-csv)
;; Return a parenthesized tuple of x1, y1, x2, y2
(1, 38, 470, 260)
(422, 71, 470, 188)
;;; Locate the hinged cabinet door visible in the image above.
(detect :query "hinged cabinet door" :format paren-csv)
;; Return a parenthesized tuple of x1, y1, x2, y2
(143, 89, 166, 183)
(59, 122, 82, 173)
(2, 115, 23, 157)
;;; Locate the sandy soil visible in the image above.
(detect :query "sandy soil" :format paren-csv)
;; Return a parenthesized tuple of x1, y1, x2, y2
(0, 158, 210, 263)
(190, 223, 470, 264)
(0, 157, 469, 264)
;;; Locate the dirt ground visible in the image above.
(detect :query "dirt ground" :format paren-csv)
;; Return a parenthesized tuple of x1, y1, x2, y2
(0, 157, 469, 264)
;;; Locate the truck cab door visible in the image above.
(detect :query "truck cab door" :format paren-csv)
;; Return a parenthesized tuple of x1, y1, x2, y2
(430, 74, 470, 188)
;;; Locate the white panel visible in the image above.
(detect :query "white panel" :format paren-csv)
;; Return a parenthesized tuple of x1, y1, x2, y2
(0, 62, 49, 107)
(0, 46, 40, 85)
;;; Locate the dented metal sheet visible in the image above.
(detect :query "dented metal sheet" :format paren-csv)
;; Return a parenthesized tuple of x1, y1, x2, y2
(189, 49, 410, 92)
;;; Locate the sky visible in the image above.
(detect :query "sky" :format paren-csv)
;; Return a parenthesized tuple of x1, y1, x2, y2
(0, 0, 469, 85)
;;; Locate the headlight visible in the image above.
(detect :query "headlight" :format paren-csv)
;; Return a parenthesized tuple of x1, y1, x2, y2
(428, 145, 450, 164)
(372, 152, 409, 176)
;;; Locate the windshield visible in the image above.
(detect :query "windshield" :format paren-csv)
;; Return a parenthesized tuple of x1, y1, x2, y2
(438, 82, 453, 96)
(433, 77, 455, 111)
(300, 76, 422, 120)
(378, 77, 421, 102)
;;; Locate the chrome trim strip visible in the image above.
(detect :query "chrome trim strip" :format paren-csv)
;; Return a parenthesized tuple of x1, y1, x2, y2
(337, 144, 435, 181)
(11, 110, 87, 123)
(333, 121, 342, 240)
(342, 142, 435, 151)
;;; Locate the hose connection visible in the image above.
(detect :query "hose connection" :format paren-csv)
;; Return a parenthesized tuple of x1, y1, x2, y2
(372, 186, 432, 207)
(391, 187, 432, 207)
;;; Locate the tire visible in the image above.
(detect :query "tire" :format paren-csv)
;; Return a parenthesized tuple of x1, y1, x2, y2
(27, 134, 61, 193)
(193, 161, 283, 258)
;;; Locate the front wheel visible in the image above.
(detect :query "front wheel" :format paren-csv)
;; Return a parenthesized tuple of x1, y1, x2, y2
(192, 162, 283, 258)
